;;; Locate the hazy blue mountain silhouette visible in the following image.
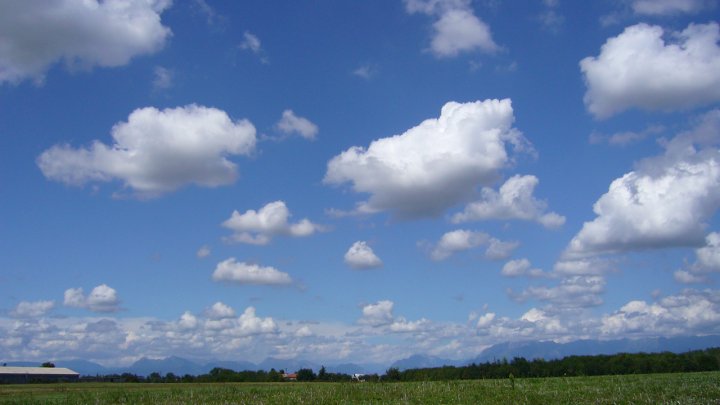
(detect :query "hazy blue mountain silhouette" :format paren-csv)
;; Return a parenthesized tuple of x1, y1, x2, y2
(205, 360, 257, 372)
(5, 335, 718, 377)
(258, 357, 320, 373)
(129, 356, 206, 376)
(390, 354, 460, 370)
(470, 335, 720, 364)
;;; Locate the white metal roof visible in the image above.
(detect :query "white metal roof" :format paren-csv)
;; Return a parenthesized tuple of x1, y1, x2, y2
(0, 367, 79, 375)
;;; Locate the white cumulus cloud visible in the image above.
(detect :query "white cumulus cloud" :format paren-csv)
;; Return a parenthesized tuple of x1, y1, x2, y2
(358, 299, 429, 333)
(276, 110, 319, 140)
(236, 307, 278, 335)
(389, 318, 430, 333)
(205, 302, 236, 319)
(674, 270, 708, 284)
(476, 312, 495, 328)
(359, 300, 395, 326)
(452, 174, 565, 228)
(325, 99, 531, 218)
(565, 111, 720, 259)
(675, 232, 720, 284)
(404, 0, 498, 58)
(212, 258, 293, 285)
(431, 229, 489, 260)
(581, 22, 720, 118)
(565, 152, 720, 257)
(601, 289, 720, 336)
(0, 0, 172, 85)
(222, 201, 322, 245)
(344, 241, 383, 269)
(430, 230, 517, 261)
(295, 325, 313, 337)
(178, 311, 199, 330)
(631, 0, 712, 15)
(520, 308, 566, 334)
(63, 284, 120, 313)
(501, 258, 545, 278)
(10, 301, 55, 318)
(38, 104, 257, 197)
(484, 238, 519, 261)
(553, 258, 612, 276)
(694, 232, 720, 270)
(512, 276, 606, 308)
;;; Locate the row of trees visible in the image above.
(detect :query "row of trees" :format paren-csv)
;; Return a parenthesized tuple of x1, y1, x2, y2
(85, 366, 376, 384)
(83, 347, 720, 383)
(397, 348, 720, 381)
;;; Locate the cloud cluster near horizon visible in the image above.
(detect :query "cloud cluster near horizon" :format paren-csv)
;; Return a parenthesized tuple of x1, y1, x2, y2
(3, 0, 720, 370)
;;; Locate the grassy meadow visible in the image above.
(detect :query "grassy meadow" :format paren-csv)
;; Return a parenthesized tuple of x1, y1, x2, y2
(1, 372, 719, 404)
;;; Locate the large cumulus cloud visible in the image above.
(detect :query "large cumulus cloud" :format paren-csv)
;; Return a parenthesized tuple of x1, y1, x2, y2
(0, 0, 172, 84)
(324, 99, 531, 218)
(565, 110, 720, 258)
(38, 104, 257, 197)
(581, 22, 720, 118)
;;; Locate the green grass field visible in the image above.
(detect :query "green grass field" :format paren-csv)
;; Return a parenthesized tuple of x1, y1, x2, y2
(1, 372, 719, 404)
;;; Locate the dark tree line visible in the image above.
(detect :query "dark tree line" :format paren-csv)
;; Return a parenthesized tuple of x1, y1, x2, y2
(397, 348, 720, 381)
(81, 347, 720, 383)
(83, 366, 363, 383)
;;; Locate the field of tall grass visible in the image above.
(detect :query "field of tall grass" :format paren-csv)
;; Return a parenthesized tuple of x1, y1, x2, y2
(2, 371, 719, 404)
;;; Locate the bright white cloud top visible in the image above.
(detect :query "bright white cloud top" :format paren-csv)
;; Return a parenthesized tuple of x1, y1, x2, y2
(204, 302, 236, 319)
(452, 174, 565, 228)
(581, 22, 720, 118)
(63, 285, 121, 313)
(10, 301, 55, 318)
(359, 300, 395, 326)
(501, 258, 545, 278)
(222, 201, 322, 245)
(675, 232, 720, 283)
(0, 0, 171, 84)
(212, 258, 293, 285)
(325, 99, 531, 218)
(38, 105, 257, 197)
(344, 241, 383, 269)
(429, 229, 517, 261)
(565, 111, 720, 258)
(404, 0, 498, 57)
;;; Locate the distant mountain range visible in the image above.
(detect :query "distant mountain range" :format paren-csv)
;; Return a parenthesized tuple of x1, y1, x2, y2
(391, 335, 720, 370)
(5, 335, 719, 376)
(2, 357, 374, 377)
(390, 354, 461, 370)
(469, 335, 720, 365)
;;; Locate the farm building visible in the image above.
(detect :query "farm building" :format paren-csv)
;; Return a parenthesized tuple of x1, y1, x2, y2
(0, 367, 79, 384)
(281, 372, 298, 381)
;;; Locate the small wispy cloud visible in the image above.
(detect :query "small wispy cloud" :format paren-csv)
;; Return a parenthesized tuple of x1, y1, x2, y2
(276, 110, 319, 140)
(152, 66, 173, 90)
(353, 64, 378, 80)
(240, 31, 269, 63)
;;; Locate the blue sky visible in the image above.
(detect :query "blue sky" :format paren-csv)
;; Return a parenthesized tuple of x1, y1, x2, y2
(2, 0, 720, 367)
